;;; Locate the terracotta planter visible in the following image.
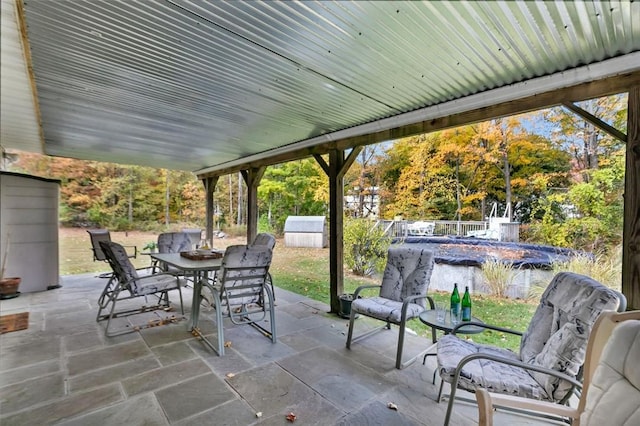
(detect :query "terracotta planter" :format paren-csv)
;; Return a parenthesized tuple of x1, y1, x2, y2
(0, 277, 21, 299)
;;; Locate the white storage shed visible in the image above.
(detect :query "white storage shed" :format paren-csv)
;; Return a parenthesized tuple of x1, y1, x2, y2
(284, 216, 328, 248)
(0, 172, 61, 293)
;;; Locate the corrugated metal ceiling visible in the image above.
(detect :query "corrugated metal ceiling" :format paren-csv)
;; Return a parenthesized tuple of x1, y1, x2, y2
(2, 0, 639, 172)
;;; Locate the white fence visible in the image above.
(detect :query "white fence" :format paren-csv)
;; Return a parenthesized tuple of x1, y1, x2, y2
(377, 219, 519, 242)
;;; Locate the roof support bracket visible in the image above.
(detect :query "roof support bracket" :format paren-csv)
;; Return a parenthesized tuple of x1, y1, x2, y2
(561, 101, 628, 143)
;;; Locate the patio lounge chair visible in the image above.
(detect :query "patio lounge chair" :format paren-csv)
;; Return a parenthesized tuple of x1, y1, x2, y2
(476, 310, 640, 425)
(346, 246, 435, 369)
(200, 244, 275, 356)
(87, 229, 137, 277)
(96, 240, 184, 337)
(250, 233, 277, 302)
(436, 272, 624, 425)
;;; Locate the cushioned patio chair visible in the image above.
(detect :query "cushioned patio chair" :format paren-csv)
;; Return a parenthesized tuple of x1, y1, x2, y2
(87, 229, 137, 277)
(156, 232, 193, 275)
(181, 228, 202, 249)
(346, 246, 435, 369)
(250, 233, 277, 301)
(476, 310, 640, 425)
(200, 244, 275, 356)
(437, 272, 624, 425)
(97, 241, 184, 337)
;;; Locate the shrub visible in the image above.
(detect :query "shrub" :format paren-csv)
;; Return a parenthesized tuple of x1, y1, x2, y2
(480, 258, 521, 298)
(551, 246, 621, 290)
(344, 218, 391, 276)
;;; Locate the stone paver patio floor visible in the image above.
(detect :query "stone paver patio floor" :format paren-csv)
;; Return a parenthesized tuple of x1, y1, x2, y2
(0, 273, 558, 425)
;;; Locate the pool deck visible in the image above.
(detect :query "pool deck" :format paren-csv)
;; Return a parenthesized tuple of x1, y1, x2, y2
(0, 273, 558, 425)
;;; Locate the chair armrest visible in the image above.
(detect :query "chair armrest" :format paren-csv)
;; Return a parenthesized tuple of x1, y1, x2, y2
(451, 322, 523, 337)
(400, 294, 431, 321)
(352, 284, 380, 299)
(123, 244, 137, 258)
(453, 352, 582, 395)
(476, 388, 580, 426)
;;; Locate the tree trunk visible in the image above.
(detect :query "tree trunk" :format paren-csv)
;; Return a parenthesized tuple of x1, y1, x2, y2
(165, 171, 170, 226)
(228, 174, 233, 225)
(237, 171, 243, 225)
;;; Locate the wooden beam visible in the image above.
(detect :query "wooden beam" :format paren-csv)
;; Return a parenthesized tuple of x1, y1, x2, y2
(327, 150, 345, 314)
(240, 167, 266, 244)
(623, 86, 640, 310)
(198, 72, 640, 179)
(561, 102, 627, 143)
(203, 176, 218, 244)
(315, 147, 362, 314)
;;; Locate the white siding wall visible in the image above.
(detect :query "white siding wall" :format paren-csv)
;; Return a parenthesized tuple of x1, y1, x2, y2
(284, 233, 326, 248)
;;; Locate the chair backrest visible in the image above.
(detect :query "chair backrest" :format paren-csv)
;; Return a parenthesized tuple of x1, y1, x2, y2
(99, 241, 140, 293)
(157, 232, 192, 253)
(579, 311, 640, 425)
(251, 233, 276, 250)
(88, 229, 112, 261)
(219, 244, 272, 308)
(379, 246, 434, 308)
(519, 272, 620, 401)
(181, 228, 202, 248)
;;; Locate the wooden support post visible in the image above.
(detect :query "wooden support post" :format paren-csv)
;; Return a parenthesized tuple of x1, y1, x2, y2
(315, 147, 362, 314)
(241, 166, 266, 244)
(203, 176, 218, 244)
(623, 86, 640, 310)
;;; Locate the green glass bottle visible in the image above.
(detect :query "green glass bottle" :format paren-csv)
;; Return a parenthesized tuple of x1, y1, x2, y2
(462, 286, 472, 321)
(450, 283, 460, 319)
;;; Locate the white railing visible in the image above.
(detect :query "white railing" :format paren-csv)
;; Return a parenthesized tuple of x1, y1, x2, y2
(375, 219, 520, 242)
(376, 220, 488, 238)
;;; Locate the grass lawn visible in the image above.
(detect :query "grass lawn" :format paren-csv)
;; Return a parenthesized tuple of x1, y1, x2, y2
(60, 227, 536, 351)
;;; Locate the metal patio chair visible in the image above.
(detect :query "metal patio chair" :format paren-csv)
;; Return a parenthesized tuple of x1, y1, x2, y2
(476, 310, 640, 425)
(346, 246, 435, 369)
(436, 272, 624, 425)
(87, 229, 137, 278)
(96, 240, 184, 337)
(200, 244, 275, 356)
(156, 232, 193, 276)
(250, 232, 277, 302)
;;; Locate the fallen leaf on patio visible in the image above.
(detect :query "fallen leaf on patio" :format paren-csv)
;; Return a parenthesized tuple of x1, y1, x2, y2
(387, 402, 398, 411)
(255, 412, 262, 418)
(285, 412, 297, 422)
(224, 341, 232, 348)
(226, 373, 235, 378)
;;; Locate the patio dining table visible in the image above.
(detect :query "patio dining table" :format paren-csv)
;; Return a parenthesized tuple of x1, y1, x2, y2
(150, 251, 223, 352)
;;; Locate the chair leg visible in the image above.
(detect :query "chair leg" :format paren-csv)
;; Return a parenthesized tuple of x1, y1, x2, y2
(346, 308, 357, 349)
(444, 377, 459, 426)
(396, 319, 406, 369)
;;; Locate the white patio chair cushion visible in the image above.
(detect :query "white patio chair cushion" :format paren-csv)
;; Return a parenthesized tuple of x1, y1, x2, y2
(352, 297, 423, 323)
(133, 273, 183, 296)
(581, 320, 640, 426)
(437, 336, 550, 400)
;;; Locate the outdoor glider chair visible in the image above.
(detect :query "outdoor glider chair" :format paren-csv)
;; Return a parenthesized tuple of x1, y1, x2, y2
(87, 229, 137, 277)
(200, 244, 275, 356)
(96, 241, 184, 337)
(476, 309, 640, 426)
(436, 272, 624, 425)
(250, 232, 277, 301)
(346, 246, 435, 369)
